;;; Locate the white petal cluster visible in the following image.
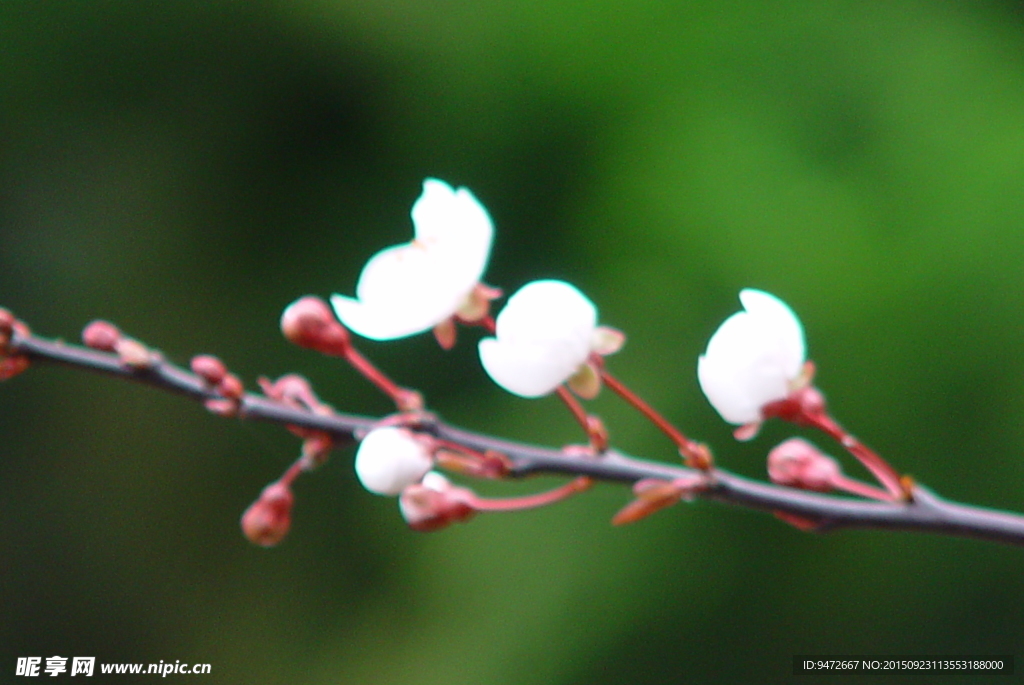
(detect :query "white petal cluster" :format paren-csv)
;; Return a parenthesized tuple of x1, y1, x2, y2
(354, 427, 434, 496)
(478, 280, 598, 398)
(697, 289, 806, 425)
(331, 179, 494, 340)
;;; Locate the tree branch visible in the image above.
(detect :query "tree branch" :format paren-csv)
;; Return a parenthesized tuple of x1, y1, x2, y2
(7, 323, 1024, 547)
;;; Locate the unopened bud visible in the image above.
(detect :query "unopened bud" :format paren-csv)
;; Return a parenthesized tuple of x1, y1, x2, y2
(190, 355, 227, 386)
(218, 373, 244, 401)
(0, 355, 30, 381)
(115, 338, 155, 369)
(241, 482, 294, 547)
(259, 374, 318, 407)
(0, 309, 21, 357)
(0, 308, 15, 336)
(767, 438, 840, 492)
(399, 472, 475, 532)
(82, 320, 121, 352)
(204, 398, 239, 417)
(281, 296, 350, 355)
(611, 475, 705, 525)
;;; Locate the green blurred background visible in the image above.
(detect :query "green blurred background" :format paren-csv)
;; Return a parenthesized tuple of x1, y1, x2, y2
(3, 1, 1024, 682)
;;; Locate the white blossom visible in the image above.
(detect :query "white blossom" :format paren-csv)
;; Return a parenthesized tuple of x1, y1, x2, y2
(478, 280, 599, 398)
(697, 289, 806, 425)
(331, 179, 494, 340)
(354, 427, 434, 496)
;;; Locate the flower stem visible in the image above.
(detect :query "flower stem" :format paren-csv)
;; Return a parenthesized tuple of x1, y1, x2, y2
(342, 346, 422, 411)
(599, 367, 705, 465)
(805, 412, 905, 500)
(464, 476, 592, 512)
(555, 385, 592, 435)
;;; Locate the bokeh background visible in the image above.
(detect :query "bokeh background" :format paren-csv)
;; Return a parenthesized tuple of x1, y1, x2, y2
(3, 1, 1024, 683)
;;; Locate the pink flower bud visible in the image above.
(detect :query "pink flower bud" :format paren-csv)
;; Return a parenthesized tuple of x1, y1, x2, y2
(82, 320, 121, 352)
(115, 338, 155, 369)
(241, 482, 294, 547)
(281, 296, 351, 355)
(217, 373, 244, 401)
(767, 438, 840, 492)
(399, 472, 475, 532)
(0, 308, 15, 334)
(0, 355, 30, 381)
(190, 355, 227, 386)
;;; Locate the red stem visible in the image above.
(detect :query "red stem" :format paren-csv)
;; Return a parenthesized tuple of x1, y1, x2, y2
(806, 413, 905, 500)
(599, 368, 702, 462)
(555, 385, 592, 435)
(342, 346, 406, 405)
(464, 477, 591, 512)
(278, 455, 306, 487)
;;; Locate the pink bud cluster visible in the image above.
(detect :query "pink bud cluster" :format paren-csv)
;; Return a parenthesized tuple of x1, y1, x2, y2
(190, 354, 245, 417)
(82, 320, 157, 369)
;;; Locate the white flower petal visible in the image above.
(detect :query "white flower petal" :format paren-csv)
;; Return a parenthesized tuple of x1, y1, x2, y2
(413, 179, 494, 255)
(739, 288, 805, 379)
(332, 242, 466, 340)
(698, 289, 806, 425)
(493, 280, 596, 346)
(480, 337, 587, 397)
(479, 280, 597, 398)
(419, 471, 451, 492)
(331, 179, 494, 340)
(355, 427, 433, 496)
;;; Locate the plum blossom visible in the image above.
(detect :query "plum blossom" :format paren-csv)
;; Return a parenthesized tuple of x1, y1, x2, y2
(354, 427, 434, 496)
(697, 289, 806, 427)
(331, 178, 494, 340)
(479, 280, 621, 398)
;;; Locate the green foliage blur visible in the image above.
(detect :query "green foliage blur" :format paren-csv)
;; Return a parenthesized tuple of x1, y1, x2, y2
(3, 1, 1024, 682)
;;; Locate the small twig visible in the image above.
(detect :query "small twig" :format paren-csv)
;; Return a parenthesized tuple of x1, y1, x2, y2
(8, 326, 1024, 547)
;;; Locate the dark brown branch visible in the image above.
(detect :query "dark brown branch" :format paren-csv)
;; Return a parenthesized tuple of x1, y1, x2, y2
(8, 327, 1024, 547)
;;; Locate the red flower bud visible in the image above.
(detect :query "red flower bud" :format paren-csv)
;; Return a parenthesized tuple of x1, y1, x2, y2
(280, 296, 350, 356)
(0, 355, 30, 381)
(217, 373, 244, 400)
(241, 482, 294, 547)
(82, 320, 121, 352)
(190, 355, 227, 385)
(115, 338, 155, 369)
(0, 308, 15, 334)
(767, 438, 840, 492)
(399, 474, 475, 532)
